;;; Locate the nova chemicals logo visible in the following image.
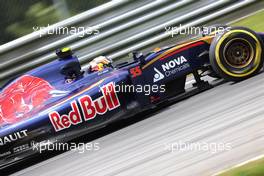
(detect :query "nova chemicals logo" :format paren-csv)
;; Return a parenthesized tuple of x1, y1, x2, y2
(161, 56, 190, 77)
(161, 56, 187, 71)
(153, 67, 165, 83)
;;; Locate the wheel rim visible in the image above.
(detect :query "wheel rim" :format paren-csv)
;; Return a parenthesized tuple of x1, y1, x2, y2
(223, 38, 254, 69)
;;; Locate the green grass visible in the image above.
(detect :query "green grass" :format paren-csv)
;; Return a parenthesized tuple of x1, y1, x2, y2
(231, 10, 264, 32)
(218, 157, 264, 176)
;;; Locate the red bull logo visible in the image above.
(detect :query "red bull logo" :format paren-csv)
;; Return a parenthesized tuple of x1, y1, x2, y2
(49, 82, 120, 131)
(0, 75, 54, 126)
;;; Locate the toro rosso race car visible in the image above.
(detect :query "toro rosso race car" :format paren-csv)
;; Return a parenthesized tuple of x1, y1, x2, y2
(0, 26, 264, 169)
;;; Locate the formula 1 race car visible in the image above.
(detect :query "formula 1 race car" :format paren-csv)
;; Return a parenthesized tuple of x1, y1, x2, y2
(0, 26, 263, 170)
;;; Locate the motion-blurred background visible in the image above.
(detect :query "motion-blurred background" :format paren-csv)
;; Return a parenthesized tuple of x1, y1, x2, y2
(0, 0, 109, 44)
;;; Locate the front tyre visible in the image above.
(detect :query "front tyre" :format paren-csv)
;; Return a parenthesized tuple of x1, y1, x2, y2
(209, 27, 264, 81)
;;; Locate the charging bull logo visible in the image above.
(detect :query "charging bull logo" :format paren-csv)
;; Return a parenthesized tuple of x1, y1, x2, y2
(49, 82, 120, 132)
(0, 75, 54, 126)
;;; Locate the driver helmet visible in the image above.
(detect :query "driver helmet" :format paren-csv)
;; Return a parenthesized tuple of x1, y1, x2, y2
(89, 56, 112, 72)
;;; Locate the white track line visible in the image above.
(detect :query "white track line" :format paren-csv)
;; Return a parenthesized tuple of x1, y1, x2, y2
(228, 8, 264, 25)
(212, 154, 264, 176)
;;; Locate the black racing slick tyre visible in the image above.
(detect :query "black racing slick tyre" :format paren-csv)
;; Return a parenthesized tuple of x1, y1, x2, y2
(209, 27, 264, 81)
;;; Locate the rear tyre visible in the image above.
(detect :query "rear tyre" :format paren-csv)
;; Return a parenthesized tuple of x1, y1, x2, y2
(209, 27, 264, 81)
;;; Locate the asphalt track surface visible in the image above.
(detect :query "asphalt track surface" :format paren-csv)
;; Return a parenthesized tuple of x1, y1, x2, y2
(12, 72, 264, 176)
